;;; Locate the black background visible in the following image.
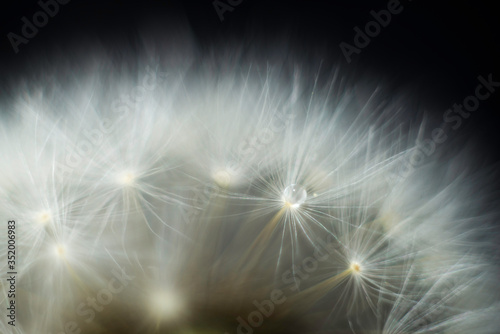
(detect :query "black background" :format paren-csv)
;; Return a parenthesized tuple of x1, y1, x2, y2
(0, 0, 499, 167)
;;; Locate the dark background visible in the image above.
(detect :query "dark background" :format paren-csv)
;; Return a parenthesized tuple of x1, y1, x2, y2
(0, 0, 499, 166)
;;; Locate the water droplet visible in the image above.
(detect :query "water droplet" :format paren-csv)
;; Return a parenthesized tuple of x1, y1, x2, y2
(283, 184, 307, 208)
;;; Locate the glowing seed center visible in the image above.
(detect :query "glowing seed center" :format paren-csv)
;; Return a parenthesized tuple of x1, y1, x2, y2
(118, 171, 136, 186)
(37, 211, 51, 224)
(151, 290, 184, 319)
(213, 170, 231, 188)
(350, 262, 362, 274)
(54, 245, 66, 258)
(283, 184, 307, 208)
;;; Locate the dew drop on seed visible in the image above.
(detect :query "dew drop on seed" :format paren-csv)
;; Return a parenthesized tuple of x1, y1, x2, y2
(283, 184, 307, 208)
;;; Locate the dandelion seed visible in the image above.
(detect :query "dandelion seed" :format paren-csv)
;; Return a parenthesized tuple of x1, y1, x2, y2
(37, 210, 52, 225)
(213, 169, 232, 188)
(54, 244, 66, 258)
(150, 289, 184, 319)
(350, 261, 362, 274)
(118, 170, 136, 186)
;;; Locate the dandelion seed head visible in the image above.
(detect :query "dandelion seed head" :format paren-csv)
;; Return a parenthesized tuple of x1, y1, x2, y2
(283, 184, 307, 208)
(2, 49, 499, 334)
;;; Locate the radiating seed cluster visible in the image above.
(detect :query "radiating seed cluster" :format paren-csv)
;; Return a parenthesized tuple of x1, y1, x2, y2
(0, 59, 499, 334)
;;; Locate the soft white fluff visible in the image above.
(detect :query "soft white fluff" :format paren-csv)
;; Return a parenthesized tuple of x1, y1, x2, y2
(0, 56, 499, 334)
